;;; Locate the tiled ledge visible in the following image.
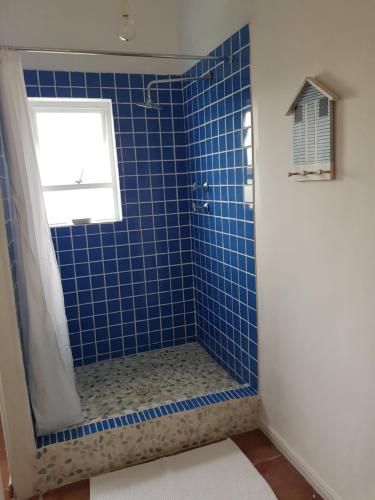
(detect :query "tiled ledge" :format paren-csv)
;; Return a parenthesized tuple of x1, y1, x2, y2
(37, 385, 257, 448)
(34, 390, 259, 495)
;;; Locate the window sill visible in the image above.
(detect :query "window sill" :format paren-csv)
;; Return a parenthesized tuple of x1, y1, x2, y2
(49, 218, 122, 229)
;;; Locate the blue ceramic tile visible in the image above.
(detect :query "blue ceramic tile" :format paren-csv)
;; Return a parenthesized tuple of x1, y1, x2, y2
(26, 86, 40, 97)
(70, 72, 85, 86)
(40, 87, 56, 97)
(55, 71, 70, 86)
(115, 73, 129, 88)
(86, 72, 100, 87)
(100, 73, 115, 87)
(38, 70, 54, 86)
(24, 69, 38, 85)
(18, 25, 256, 391)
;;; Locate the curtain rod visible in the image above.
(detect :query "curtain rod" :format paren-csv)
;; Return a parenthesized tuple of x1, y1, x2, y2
(7, 46, 233, 63)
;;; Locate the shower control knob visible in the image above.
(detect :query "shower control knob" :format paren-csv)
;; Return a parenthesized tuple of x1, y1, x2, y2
(203, 182, 209, 192)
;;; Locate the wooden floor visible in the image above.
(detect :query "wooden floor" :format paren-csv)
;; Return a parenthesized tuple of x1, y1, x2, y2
(1, 422, 322, 499)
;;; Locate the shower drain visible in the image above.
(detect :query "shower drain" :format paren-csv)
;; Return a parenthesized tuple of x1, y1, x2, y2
(135, 386, 151, 397)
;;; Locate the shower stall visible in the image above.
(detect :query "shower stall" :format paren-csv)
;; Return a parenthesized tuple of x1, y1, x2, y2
(0, 24, 257, 494)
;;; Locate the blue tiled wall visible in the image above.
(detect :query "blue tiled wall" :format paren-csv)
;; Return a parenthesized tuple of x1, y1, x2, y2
(17, 24, 257, 386)
(24, 71, 195, 366)
(183, 25, 258, 389)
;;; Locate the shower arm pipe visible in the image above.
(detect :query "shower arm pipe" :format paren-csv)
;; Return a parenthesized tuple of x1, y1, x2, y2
(7, 46, 233, 63)
(144, 73, 212, 103)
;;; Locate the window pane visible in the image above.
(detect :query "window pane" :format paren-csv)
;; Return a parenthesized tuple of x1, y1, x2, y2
(35, 109, 113, 186)
(43, 188, 117, 225)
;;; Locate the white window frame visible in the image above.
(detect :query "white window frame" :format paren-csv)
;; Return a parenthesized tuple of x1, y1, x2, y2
(28, 98, 122, 226)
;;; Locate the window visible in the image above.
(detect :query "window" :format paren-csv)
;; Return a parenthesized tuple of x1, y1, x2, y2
(28, 98, 122, 226)
(319, 97, 329, 117)
(294, 104, 303, 123)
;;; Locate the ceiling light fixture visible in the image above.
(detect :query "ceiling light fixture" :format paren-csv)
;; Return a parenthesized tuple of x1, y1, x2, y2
(118, 0, 136, 41)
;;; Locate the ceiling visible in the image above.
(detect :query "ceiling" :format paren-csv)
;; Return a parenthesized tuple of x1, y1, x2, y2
(0, 0, 184, 74)
(0, 0, 250, 75)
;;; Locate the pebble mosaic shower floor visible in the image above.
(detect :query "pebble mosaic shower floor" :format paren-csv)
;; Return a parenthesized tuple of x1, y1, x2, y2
(74, 342, 246, 424)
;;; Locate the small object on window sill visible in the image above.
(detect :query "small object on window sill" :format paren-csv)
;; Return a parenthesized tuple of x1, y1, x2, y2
(72, 217, 92, 225)
(75, 168, 85, 184)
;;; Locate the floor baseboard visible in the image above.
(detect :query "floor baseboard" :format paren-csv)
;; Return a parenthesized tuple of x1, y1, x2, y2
(259, 420, 341, 500)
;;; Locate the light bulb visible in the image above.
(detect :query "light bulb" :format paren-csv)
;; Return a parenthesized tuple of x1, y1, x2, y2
(119, 15, 136, 41)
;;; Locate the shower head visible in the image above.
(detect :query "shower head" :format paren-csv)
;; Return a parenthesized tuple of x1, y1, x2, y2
(135, 95, 162, 110)
(136, 71, 212, 112)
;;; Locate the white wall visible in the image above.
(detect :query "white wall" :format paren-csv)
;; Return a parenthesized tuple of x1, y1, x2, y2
(180, 1, 375, 499)
(0, 0, 182, 74)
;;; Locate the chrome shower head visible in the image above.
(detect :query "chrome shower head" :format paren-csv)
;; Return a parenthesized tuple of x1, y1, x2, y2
(136, 71, 212, 111)
(135, 95, 162, 110)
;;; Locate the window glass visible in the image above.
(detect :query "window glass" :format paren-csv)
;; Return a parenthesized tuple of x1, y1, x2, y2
(29, 99, 121, 226)
(43, 188, 116, 225)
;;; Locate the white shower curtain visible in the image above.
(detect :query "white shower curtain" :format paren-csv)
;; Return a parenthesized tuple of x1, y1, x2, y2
(0, 50, 83, 435)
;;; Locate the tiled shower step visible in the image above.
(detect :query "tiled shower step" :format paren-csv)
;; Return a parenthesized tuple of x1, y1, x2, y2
(34, 388, 259, 495)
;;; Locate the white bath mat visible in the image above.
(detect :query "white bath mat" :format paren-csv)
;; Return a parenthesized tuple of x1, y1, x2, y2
(90, 439, 277, 500)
